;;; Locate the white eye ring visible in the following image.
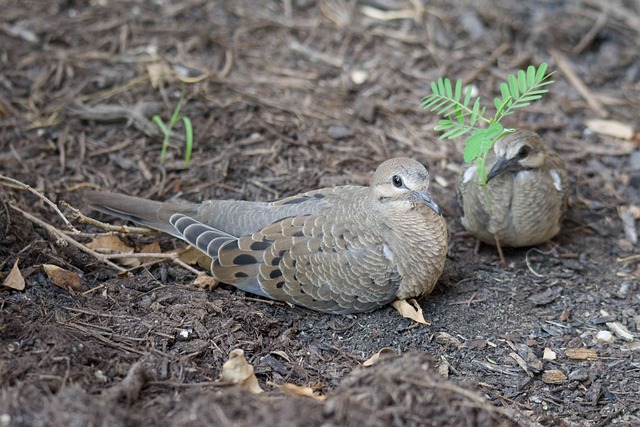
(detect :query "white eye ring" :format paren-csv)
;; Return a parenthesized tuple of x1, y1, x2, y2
(392, 175, 403, 188)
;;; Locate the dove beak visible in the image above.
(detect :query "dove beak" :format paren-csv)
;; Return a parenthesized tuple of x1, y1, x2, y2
(412, 190, 441, 216)
(486, 156, 519, 183)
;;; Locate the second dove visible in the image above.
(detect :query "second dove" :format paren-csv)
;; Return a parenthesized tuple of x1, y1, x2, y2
(457, 130, 568, 248)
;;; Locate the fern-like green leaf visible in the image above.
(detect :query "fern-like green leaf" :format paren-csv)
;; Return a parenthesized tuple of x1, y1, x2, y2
(517, 70, 527, 94)
(422, 77, 488, 129)
(508, 74, 520, 100)
(435, 119, 456, 131)
(526, 65, 536, 86)
(463, 122, 503, 163)
(463, 85, 473, 107)
(442, 125, 474, 139)
(494, 64, 555, 122)
(437, 77, 446, 95)
(535, 63, 548, 81)
(444, 78, 453, 98)
(470, 98, 480, 126)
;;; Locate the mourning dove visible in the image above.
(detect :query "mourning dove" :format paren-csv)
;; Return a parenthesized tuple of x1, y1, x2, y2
(86, 158, 448, 314)
(457, 130, 568, 256)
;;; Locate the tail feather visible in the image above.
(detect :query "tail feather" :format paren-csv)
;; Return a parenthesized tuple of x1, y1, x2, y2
(169, 214, 235, 257)
(86, 191, 194, 239)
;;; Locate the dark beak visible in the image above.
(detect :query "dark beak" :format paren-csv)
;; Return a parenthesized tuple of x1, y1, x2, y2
(486, 156, 519, 183)
(411, 190, 441, 216)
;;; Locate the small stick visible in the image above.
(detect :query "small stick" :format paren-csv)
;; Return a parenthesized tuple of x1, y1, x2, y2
(0, 174, 80, 233)
(462, 43, 510, 86)
(550, 48, 608, 117)
(9, 204, 125, 272)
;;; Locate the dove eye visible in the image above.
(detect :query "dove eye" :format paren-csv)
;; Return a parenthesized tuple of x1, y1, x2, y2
(517, 146, 531, 159)
(391, 175, 404, 188)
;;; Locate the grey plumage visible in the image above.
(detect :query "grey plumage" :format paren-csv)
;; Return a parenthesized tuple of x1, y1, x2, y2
(457, 130, 568, 248)
(87, 158, 448, 314)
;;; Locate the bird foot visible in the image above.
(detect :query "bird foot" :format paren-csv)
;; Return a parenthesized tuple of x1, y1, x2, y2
(494, 236, 505, 265)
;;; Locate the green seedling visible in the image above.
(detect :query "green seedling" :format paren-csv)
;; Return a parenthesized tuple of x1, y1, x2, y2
(152, 90, 194, 167)
(421, 64, 555, 187)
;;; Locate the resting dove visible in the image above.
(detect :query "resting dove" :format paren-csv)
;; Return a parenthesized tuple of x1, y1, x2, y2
(457, 130, 568, 255)
(86, 158, 448, 314)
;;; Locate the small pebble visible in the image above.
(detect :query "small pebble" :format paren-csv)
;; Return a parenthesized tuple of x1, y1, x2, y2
(615, 281, 631, 299)
(350, 70, 368, 85)
(327, 125, 353, 140)
(596, 330, 615, 343)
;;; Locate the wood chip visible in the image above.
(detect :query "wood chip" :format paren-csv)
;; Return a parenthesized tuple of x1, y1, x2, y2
(542, 369, 567, 384)
(606, 321, 635, 342)
(542, 348, 557, 360)
(601, 310, 636, 342)
(434, 332, 462, 348)
(565, 348, 598, 361)
(509, 352, 533, 378)
(585, 119, 636, 140)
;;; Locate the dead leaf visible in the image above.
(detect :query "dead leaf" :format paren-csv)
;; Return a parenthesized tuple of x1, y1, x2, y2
(193, 274, 218, 290)
(140, 242, 161, 253)
(139, 241, 162, 263)
(276, 383, 325, 401)
(42, 264, 83, 292)
(177, 246, 212, 270)
(87, 235, 134, 253)
(219, 349, 263, 394)
(391, 298, 430, 325)
(541, 369, 567, 384)
(2, 259, 25, 291)
(363, 347, 397, 367)
(87, 235, 141, 267)
(565, 348, 598, 361)
(585, 119, 636, 140)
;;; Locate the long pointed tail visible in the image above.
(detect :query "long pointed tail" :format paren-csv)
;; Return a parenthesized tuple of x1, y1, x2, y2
(85, 191, 196, 239)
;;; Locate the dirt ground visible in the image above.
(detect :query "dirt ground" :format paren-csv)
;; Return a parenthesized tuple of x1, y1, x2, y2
(1, 0, 639, 426)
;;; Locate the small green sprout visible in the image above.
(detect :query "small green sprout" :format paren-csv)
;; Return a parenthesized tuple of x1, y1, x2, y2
(421, 64, 555, 186)
(152, 90, 194, 167)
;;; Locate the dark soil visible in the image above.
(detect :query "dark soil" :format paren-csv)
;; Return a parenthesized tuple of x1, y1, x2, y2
(1, 1, 639, 426)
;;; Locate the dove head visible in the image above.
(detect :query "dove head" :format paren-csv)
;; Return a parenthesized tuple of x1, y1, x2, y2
(487, 130, 546, 183)
(370, 158, 441, 216)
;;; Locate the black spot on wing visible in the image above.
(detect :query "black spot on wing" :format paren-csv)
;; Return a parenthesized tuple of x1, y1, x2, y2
(220, 239, 239, 252)
(235, 271, 249, 278)
(313, 193, 325, 199)
(276, 281, 285, 289)
(271, 257, 282, 266)
(250, 237, 273, 251)
(269, 269, 283, 279)
(233, 254, 258, 265)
